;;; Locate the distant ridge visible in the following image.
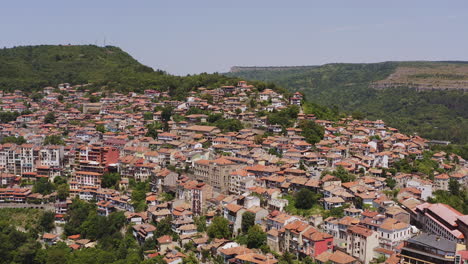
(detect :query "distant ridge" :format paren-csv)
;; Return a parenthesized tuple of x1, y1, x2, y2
(230, 65, 318, 73)
(227, 61, 468, 144)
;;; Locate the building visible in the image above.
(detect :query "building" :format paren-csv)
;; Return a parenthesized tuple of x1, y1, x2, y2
(0, 187, 31, 203)
(415, 203, 465, 244)
(177, 180, 213, 215)
(377, 218, 413, 250)
(229, 169, 256, 195)
(346, 225, 379, 264)
(193, 158, 241, 193)
(70, 171, 102, 197)
(400, 233, 459, 264)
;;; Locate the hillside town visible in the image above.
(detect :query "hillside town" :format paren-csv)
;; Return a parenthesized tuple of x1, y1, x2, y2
(1, 80, 468, 264)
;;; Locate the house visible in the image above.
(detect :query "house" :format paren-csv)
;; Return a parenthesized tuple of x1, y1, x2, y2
(224, 203, 245, 235)
(43, 233, 58, 245)
(133, 223, 156, 243)
(324, 197, 345, 210)
(97, 200, 115, 216)
(315, 250, 358, 264)
(377, 218, 412, 250)
(157, 235, 175, 253)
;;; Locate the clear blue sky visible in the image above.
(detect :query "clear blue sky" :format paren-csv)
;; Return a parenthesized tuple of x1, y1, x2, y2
(2, 0, 468, 75)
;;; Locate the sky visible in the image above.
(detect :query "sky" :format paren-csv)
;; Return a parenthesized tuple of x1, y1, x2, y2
(1, 0, 468, 75)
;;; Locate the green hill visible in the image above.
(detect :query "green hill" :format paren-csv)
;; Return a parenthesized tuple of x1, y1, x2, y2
(227, 62, 468, 144)
(0, 45, 242, 99)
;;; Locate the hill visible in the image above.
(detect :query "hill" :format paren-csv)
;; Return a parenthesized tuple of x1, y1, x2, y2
(227, 62, 468, 144)
(0, 45, 243, 100)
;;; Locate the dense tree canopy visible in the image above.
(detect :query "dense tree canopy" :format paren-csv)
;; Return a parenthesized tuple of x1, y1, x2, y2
(44, 112, 56, 124)
(241, 211, 255, 233)
(245, 225, 267, 249)
(298, 119, 324, 144)
(331, 166, 356, 183)
(294, 188, 320, 210)
(207, 216, 231, 239)
(267, 105, 300, 128)
(1, 136, 26, 144)
(43, 135, 65, 145)
(101, 173, 121, 189)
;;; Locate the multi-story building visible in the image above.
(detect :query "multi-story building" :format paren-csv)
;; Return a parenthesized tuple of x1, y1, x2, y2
(280, 219, 334, 258)
(0, 187, 31, 203)
(177, 179, 213, 215)
(415, 203, 466, 244)
(346, 225, 379, 264)
(377, 218, 413, 250)
(70, 171, 102, 197)
(434, 174, 450, 191)
(193, 158, 241, 193)
(39, 145, 64, 168)
(75, 144, 119, 170)
(400, 233, 458, 264)
(229, 169, 256, 195)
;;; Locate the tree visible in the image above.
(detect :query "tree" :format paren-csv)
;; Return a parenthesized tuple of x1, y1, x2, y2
(324, 206, 345, 218)
(200, 93, 213, 104)
(194, 216, 207, 232)
(279, 251, 295, 264)
(31, 92, 44, 102)
(352, 111, 365, 120)
(43, 135, 65, 145)
(56, 184, 69, 201)
(254, 134, 264, 145)
(246, 225, 266, 249)
(143, 112, 153, 120)
(268, 105, 300, 128)
(53, 176, 67, 185)
(298, 119, 324, 144)
(385, 177, 397, 189)
(101, 172, 121, 189)
(1, 136, 26, 144)
(332, 166, 356, 183)
(161, 106, 173, 123)
(154, 217, 174, 238)
(214, 119, 244, 132)
(249, 98, 257, 108)
(207, 216, 231, 239)
(38, 211, 55, 232)
(295, 188, 318, 210)
(32, 178, 55, 195)
(449, 179, 461, 196)
(146, 122, 161, 139)
(96, 124, 106, 133)
(89, 95, 100, 103)
(44, 112, 56, 124)
(241, 211, 255, 233)
(183, 253, 200, 264)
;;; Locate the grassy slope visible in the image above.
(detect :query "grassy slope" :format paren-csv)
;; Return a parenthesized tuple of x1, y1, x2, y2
(227, 62, 468, 143)
(0, 208, 43, 229)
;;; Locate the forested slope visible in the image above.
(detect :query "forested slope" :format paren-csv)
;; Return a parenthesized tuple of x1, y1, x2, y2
(0, 45, 242, 100)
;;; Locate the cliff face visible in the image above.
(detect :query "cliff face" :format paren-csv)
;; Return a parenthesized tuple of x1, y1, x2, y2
(370, 64, 468, 91)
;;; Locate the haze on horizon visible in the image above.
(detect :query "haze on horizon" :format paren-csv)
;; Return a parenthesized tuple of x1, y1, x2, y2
(2, 0, 468, 75)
